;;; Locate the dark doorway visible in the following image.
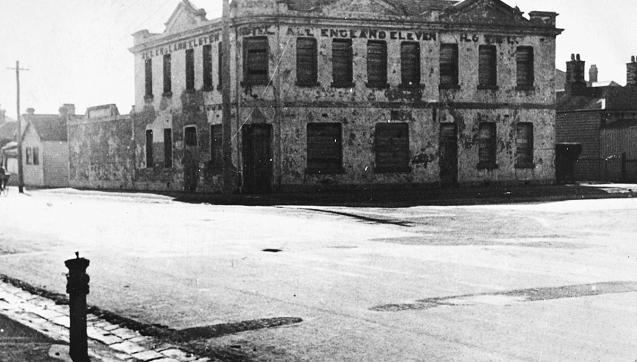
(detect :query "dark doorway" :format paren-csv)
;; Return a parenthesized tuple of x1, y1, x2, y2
(555, 143, 582, 184)
(439, 123, 458, 187)
(242, 124, 273, 193)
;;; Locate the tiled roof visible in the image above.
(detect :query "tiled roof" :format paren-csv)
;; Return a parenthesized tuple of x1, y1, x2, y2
(26, 115, 68, 142)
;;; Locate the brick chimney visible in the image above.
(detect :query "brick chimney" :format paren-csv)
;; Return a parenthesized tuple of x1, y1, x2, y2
(589, 65, 598, 84)
(627, 56, 637, 87)
(565, 54, 587, 95)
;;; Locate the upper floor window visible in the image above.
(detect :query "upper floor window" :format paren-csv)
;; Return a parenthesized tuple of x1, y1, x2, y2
(332, 39, 353, 87)
(375, 123, 410, 173)
(367, 41, 387, 88)
(401, 42, 420, 87)
(243, 37, 269, 85)
(163, 54, 172, 96)
(440, 44, 459, 89)
(186, 49, 195, 92)
(478, 45, 497, 89)
(307, 123, 343, 174)
(203, 44, 213, 91)
(477, 122, 497, 169)
(516, 46, 534, 89)
(145, 130, 153, 168)
(218, 42, 223, 89)
(184, 126, 197, 147)
(296, 37, 317, 86)
(515, 123, 534, 168)
(144, 58, 153, 98)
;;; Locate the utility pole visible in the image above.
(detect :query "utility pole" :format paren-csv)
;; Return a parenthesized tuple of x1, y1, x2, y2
(7, 61, 28, 193)
(222, 0, 233, 196)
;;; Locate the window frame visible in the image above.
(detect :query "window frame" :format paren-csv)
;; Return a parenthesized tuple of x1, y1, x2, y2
(25, 147, 33, 165)
(478, 45, 498, 90)
(331, 39, 354, 88)
(243, 37, 269, 86)
(366, 40, 388, 89)
(184, 126, 198, 147)
(400, 42, 421, 88)
(477, 122, 497, 170)
(217, 42, 223, 90)
(162, 53, 172, 97)
(209, 124, 223, 175)
(306, 123, 344, 174)
(516, 46, 534, 90)
(164, 128, 173, 169)
(439, 43, 459, 89)
(296, 37, 318, 87)
(144, 58, 153, 99)
(202, 44, 213, 91)
(185, 48, 195, 92)
(374, 122, 411, 173)
(515, 122, 534, 169)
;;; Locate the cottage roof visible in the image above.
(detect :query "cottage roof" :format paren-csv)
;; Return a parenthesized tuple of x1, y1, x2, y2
(26, 115, 68, 142)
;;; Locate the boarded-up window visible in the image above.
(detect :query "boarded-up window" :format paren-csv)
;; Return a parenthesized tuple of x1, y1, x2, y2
(307, 123, 342, 173)
(144, 58, 153, 98)
(163, 54, 172, 96)
(186, 49, 195, 91)
(184, 126, 197, 147)
(517, 46, 534, 88)
(164, 129, 172, 168)
(332, 39, 353, 87)
(203, 44, 213, 90)
(25, 147, 33, 165)
(296, 37, 317, 86)
(145, 130, 153, 168)
(367, 41, 387, 87)
(440, 44, 458, 88)
(478, 45, 497, 88)
(375, 123, 410, 173)
(210, 124, 222, 174)
(218, 42, 223, 89)
(243, 37, 269, 85)
(477, 123, 497, 168)
(515, 123, 534, 168)
(401, 42, 420, 87)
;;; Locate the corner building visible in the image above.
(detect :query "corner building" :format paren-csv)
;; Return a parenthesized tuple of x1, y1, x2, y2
(130, 0, 561, 193)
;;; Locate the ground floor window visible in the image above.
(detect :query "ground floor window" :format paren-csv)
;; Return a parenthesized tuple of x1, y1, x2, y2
(515, 123, 534, 168)
(145, 130, 153, 168)
(477, 122, 497, 169)
(184, 126, 197, 147)
(164, 129, 172, 168)
(306, 123, 342, 174)
(210, 124, 222, 174)
(375, 123, 410, 173)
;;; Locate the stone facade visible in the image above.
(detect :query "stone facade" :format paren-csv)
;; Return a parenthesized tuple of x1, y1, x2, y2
(83, 0, 562, 193)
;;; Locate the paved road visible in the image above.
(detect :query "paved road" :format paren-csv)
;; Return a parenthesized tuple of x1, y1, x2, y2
(0, 313, 58, 361)
(1, 189, 637, 361)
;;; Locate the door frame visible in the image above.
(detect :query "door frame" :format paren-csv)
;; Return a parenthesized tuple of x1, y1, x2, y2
(242, 124, 273, 194)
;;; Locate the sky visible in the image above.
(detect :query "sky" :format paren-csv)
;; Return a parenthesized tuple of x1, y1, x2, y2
(0, 0, 632, 115)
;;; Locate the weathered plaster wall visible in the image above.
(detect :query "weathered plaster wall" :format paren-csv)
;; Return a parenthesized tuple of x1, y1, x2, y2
(42, 141, 69, 187)
(22, 129, 44, 187)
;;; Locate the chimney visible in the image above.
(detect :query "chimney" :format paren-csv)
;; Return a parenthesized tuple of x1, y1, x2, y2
(26, 108, 35, 115)
(565, 53, 587, 95)
(60, 104, 75, 116)
(627, 56, 637, 87)
(589, 64, 598, 84)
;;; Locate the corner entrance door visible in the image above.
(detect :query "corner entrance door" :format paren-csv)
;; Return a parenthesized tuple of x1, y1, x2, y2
(439, 123, 458, 187)
(242, 124, 273, 193)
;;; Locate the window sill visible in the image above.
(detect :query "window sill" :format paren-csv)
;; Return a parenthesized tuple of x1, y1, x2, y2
(162, 92, 173, 98)
(374, 166, 411, 174)
(144, 95, 154, 102)
(241, 80, 269, 87)
(366, 82, 389, 89)
(305, 167, 345, 175)
(477, 85, 499, 90)
(515, 163, 535, 169)
(516, 85, 535, 92)
(439, 84, 460, 90)
(399, 83, 422, 90)
(477, 162, 499, 170)
(185, 88, 196, 94)
(201, 86, 214, 92)
(296, 82, 320, 88)
(331, 82, 355, 89)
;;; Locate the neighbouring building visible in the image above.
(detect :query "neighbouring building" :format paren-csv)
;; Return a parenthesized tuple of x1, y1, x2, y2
(557, 55, 637, 182)
(19, 105, 75, 187)
(70, 0, 562, 193)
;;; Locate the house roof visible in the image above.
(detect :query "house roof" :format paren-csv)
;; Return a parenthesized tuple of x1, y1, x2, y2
(25, 114, 68, 142)
(285, 0, 456, 14)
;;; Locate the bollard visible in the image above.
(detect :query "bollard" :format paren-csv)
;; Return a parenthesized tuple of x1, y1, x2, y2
(65, 252, 90, 362)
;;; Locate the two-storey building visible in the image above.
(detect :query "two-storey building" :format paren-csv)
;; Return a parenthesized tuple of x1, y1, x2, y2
(71, 0, 561, 193)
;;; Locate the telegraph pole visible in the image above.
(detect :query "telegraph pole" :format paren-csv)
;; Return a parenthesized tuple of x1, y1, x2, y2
(7, 61, 28, 193)
(221, 0, 233, 196)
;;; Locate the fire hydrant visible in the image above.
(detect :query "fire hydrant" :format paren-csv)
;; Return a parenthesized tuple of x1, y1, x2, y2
(65, 252, 90, 362)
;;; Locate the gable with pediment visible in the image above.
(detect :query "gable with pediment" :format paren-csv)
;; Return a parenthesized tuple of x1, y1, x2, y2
(440, 0, 531, 26)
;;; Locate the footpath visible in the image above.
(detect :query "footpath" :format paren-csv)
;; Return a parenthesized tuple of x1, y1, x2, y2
(0, 278, 211, 362)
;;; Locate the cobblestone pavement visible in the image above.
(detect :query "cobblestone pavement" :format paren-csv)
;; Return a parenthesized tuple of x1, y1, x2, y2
(0, 281, 210, 362)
